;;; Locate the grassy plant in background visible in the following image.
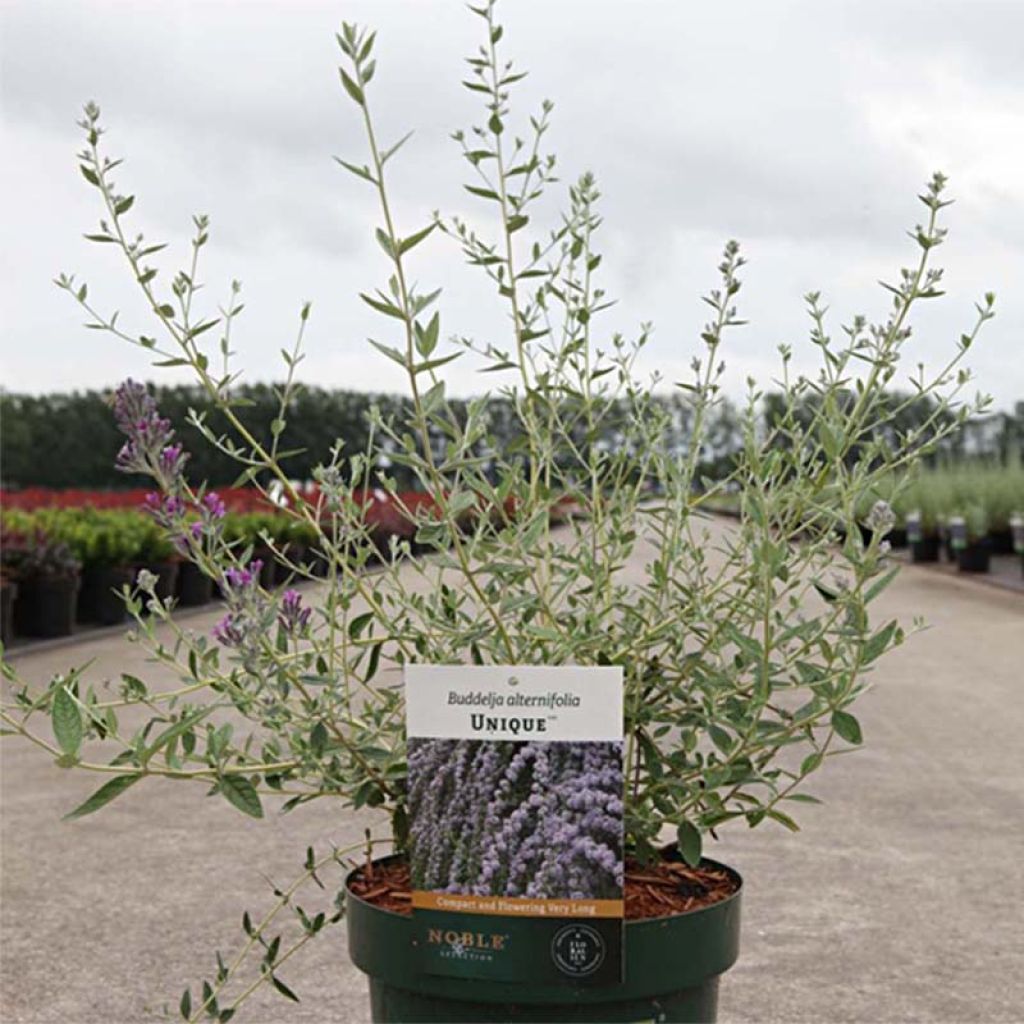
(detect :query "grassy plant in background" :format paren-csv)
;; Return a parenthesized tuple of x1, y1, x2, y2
(900, 462, 1024, 536)
(0, 1, 996, 1018)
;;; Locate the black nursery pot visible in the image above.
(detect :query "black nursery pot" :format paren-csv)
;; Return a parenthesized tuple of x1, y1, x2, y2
(256, 550, 277, 590)
(346, 854, 742, 1024)
(144, 561, 180, 603)
(956, 540, 991, 574)
(176, 561, 213, 606)
(13, 574, 79, 637)
(888, 526, 908, 550)
(1, 581, 17, 646)
(910, 535, 940, 563)
(78, 565, 135, 625)
(987, 529, 1014, 555)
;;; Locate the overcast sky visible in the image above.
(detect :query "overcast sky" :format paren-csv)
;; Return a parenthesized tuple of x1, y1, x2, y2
(2, 0, 1021, 410)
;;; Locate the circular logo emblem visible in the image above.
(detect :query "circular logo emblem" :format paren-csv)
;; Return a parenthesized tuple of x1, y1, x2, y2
(550, 924, 606, 977)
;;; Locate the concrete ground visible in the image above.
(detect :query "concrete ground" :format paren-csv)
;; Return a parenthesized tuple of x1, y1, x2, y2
(2, 530, 1023, 1023)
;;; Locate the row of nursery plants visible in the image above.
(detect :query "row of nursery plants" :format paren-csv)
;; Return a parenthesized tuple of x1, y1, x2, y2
(1, 488, 529, 644)
(856, 464, 1024, 574)
(0, 503, 296, 643)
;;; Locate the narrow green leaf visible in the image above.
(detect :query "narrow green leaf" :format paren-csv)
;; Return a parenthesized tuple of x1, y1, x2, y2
(310, 721, 328, 758)
(63, 773, 142, 820)
(414, 352, 461, 374)
(52, 687, 83, 757)
(831, 710, 863, 745)
(360, 293, 406, 321)
(339, 68, 364, 106)
(365, 641, 383, 682)
(863, 619, 898, 664)
(375, 228, 396, 259)
(219, 774, 264, 819)
(676, 821, 702, 868)
(464, 184, 500, 202)
(367, 339, 409, 367)
(333, 157, 376, 183)
(864, 566, 900, 604)
(766, 808, 800, 832)
(141, 707, 214, 766)
(271, 975, 300, 1003)
(398, 222, 436, 255)
(348, 611, 373, 640)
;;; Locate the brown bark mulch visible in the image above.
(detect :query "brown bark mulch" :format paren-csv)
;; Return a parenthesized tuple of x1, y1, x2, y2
(348, 856, 739, 920)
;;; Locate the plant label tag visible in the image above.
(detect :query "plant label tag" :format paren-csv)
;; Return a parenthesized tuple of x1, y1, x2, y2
(405, 664, 625, 985)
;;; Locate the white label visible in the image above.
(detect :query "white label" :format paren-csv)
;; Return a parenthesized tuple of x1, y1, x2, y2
(405, 664, 623, 742)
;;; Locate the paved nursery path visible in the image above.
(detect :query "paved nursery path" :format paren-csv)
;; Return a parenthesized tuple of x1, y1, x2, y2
(2, 521, 1022, 1023)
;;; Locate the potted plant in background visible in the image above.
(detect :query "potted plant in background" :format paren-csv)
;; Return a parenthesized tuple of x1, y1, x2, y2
(949, 505, 992, 574)
(0, 3, 995, 1022)
(905, 506, 941, 564)
(6, 529, 81, 638)
(46, 508, 143, 625)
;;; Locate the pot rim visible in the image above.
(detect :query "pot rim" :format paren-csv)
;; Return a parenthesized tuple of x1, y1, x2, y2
(345, 849, 743, 925)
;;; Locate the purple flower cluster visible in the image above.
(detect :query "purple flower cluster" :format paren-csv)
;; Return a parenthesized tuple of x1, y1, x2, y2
(212, 558, 267, 650)
(112, 378, 185, 483)
(277, 588, 311, 634)
(407, 739, 624, 900)
(112, 380, 228, 554)
(143, 489, 226, 555)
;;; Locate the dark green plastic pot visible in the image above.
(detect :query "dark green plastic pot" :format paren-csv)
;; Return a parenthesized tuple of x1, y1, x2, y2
(346, 855, 742, 1023)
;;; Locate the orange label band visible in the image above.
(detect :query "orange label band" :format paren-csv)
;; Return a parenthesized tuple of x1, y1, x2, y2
(412, 891, 624, 919)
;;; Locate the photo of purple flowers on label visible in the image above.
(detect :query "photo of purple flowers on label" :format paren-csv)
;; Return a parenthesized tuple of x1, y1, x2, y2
(408, 738, 624, 900)
(405, 664, 624, 984)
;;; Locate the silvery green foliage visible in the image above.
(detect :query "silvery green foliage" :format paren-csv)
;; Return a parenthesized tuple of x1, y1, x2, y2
(408, 739, 623, 900)
(1, 1, 994, 1018)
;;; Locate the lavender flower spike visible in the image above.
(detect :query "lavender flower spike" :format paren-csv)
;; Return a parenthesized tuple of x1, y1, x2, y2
(278, 589, 311, 633)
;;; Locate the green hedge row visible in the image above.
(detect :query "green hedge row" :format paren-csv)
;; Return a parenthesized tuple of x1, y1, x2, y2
(3, 384, 1021, 490)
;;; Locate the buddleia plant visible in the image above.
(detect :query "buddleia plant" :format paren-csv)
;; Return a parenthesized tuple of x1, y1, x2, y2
(1, 2, 993, 1019)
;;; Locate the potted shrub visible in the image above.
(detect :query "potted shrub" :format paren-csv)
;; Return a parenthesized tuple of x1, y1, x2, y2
(905, 508, 940, 563)
(1, 5, 996, 1022)
(949, 505, 992, 574)
(49, 508, 142, 625)
(7, 530, 81, 638)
